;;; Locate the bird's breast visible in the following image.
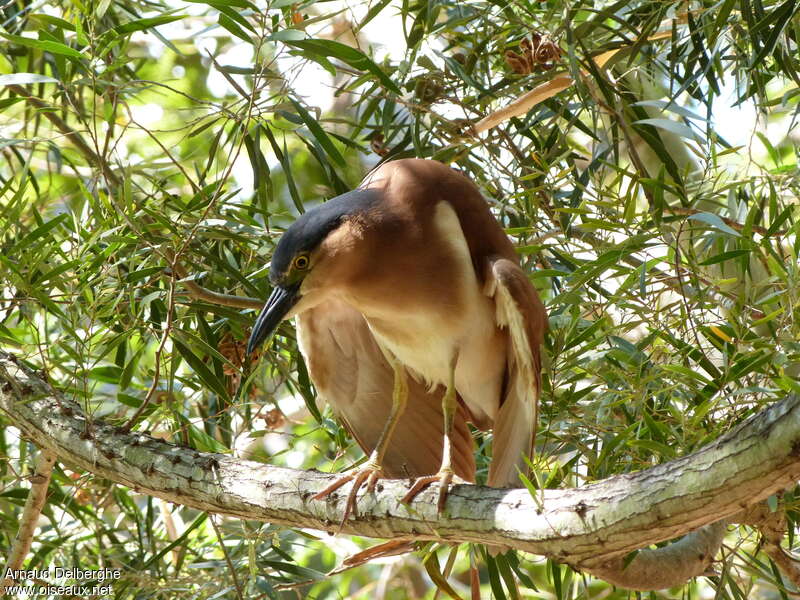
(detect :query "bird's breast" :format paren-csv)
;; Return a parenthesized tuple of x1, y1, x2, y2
(344, 200, 507, 422)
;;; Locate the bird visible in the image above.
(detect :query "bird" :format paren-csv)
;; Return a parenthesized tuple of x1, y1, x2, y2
(247, 158, 546, 518)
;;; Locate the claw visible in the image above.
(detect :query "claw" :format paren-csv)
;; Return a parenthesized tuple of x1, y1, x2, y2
(311, 464, 384, 524)
(401, 470, 457, 513)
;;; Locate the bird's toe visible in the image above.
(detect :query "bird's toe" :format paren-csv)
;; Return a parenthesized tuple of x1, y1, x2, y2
(312, 464, 386, 525)
(401, 470, 458, 513)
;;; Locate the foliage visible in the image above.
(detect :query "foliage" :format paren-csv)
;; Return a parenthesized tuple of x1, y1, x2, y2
(1, 0, 800, 597)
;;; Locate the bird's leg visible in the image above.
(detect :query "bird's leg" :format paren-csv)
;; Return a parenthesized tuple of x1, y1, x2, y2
(311, 358, 408, 523)
(401, 360, 458, 513)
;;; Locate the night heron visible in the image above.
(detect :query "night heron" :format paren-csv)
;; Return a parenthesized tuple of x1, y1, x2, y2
(247, 158, 546, 517)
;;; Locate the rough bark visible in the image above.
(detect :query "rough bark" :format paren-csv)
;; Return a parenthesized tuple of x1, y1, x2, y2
(589, 521, 727, 589)
(739, 502, 800, 589)
(1, 449, 56, 596)
(1, 351, 799, 588)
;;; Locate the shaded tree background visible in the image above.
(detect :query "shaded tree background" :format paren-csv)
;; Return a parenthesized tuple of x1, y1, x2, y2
(1, 0, 799, 597)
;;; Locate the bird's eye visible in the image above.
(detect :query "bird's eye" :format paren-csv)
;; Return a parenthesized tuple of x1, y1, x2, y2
(293, 254, 310, 270)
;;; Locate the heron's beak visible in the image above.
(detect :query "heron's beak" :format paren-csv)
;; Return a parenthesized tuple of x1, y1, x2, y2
(247, 283, 301, 355)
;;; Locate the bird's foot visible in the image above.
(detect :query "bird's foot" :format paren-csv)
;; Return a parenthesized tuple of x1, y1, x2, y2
(311, 463, 384, 523)
(401, 469, 463, 513)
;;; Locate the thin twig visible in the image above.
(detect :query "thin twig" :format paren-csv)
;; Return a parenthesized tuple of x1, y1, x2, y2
(7, 84, 120, 187)
(121, 274, 177, 431)
(210, 515, 245, 600)
(169, 253, 264, 310)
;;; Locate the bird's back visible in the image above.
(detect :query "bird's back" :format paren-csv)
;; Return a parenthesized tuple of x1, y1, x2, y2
(361, 159, 519, 276)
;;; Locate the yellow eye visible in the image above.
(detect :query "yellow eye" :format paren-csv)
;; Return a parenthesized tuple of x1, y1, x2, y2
(293, 254, 310, 270)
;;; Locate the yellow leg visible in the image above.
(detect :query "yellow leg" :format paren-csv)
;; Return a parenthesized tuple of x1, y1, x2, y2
(370, 357, 408, 465)
(312, 358, 408, 523)
(402, 361, 458, 513)
(439, 365, 457, 476)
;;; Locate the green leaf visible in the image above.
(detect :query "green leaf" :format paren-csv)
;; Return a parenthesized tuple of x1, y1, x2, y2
(632, 100, 708, 121)
(114, 15, 185, 35)
(209, 3, 257, 32)
(260, 123, 304, 213)
(218, 13, 253, 44)
(711, 0, 737, 45)
(183, 0, 257, 9)
(751, 308, 785, 328)
(287, 39, 401, 94)
(12, 214, 68, 252)
(0, 34, 84, 60)
(0, 98, 24, 110)
(484, 550, 509, 600)
(260, 560, 326, 580)
(0, 73, 59, 86)
(728, 350, 771, 382)
(750, 0, 798, 67)
(687, 212, 742, 237)
(756, 132, 782, 167)
(699, 249, 751, 265)
(28, 13, 77, 31)
(504, 551, 538, 591)
(119, 345, 145, 390)
(633, 117, 697, 140)
(356, 0, 392, 31)
(173, 339, 230, 401)
(288, 98, 345, 167)
(423, 551, 461, 600)
(88, 365, 123, 383)
(767, 494, 779, 512)
(142, 513, 209, 569)
(550, 559, 563, 600)
(187, 422, 229, 453)
(495, 552, 522, 600)
(630, 439, 676, 459)
(268, 29, 306, 42)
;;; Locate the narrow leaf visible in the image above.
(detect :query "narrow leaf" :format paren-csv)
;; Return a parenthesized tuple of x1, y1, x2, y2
(699, 249, 751, 265)
(0, 73, 59, 85)
(687, 212, 742, 237)
(423, 552, 462, 600)
(268, 29, 306, 42)
(634, 118, 697, 140)
(1, 34, 83, 60)
(114, 15, 185, 35)
(287, 39, 401, 94)
(173, 339, 230, 400)
(288, 98, 345, 167)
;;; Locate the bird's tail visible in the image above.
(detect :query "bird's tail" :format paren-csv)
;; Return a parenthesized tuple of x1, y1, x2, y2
(487, 361, 538, 487)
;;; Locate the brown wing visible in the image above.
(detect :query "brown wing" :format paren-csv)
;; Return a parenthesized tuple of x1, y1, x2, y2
(485, 257, 546, 487)
(296, 298, 475, 481)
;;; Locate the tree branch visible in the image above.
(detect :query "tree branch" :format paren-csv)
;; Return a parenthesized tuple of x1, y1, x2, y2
(738, 502, 800, 590)
(762, 538, 800, 590)
(1, 448, 56, 596)
(1, 351, 798, 589)
(589, 521, 727, 589)
(169, 255, 264, 310)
